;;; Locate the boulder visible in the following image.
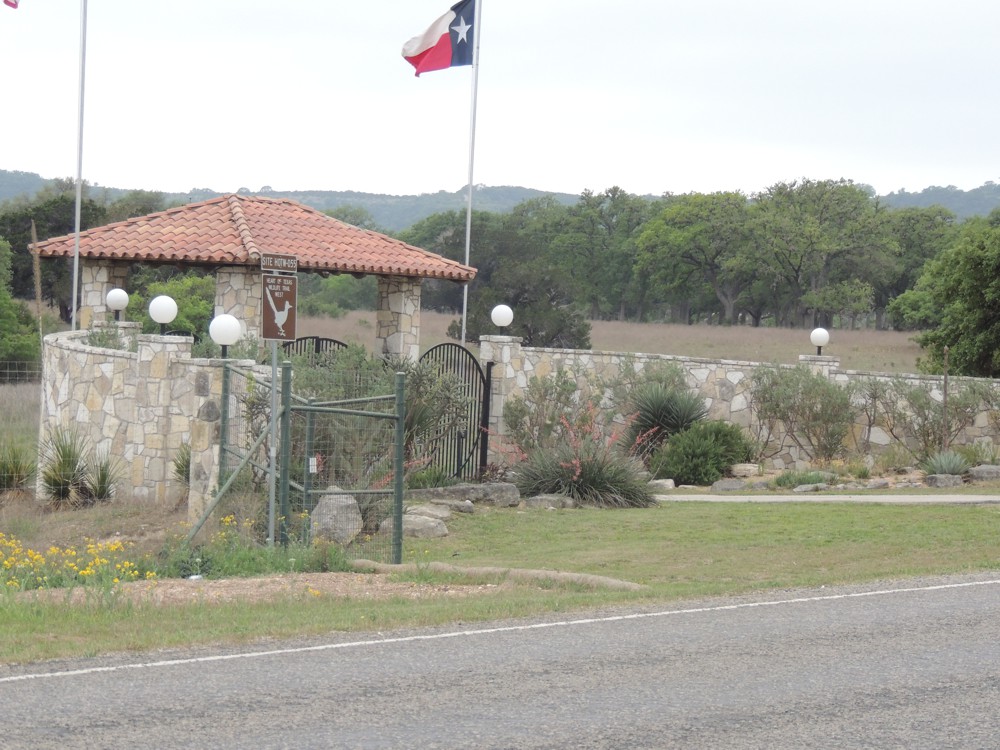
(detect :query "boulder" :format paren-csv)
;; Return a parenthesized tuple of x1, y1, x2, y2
(310, 487, 363, 545)
(793, 483, 831, 493)
(968, 465, 1000, 482)
(405, 482, 520, 507)
(406, 503, 452, 520)
(380, 514, 449, 539)
(923, 473, 964, 488)
(523, 493, 575, 509)
(647, 478, 676, 492)
(710, 478, 746, 492)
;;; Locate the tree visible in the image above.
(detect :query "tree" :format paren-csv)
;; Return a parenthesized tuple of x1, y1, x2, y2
(0, 185, 107, 320)
(0, 237, 40, 374)
(750, 179, 897, 327)
(637, 192, 755, 325)
(907, 218, 1000, 376)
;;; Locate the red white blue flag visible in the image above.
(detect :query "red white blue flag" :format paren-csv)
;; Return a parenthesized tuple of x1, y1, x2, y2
(402, 0, 475, 77)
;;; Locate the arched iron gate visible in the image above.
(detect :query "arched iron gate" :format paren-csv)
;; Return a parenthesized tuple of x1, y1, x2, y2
(282, 336, 348, 358)
(419, 343, 492, 480)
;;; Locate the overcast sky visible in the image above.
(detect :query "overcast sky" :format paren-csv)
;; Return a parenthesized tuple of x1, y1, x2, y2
(2, 1, 998, 199)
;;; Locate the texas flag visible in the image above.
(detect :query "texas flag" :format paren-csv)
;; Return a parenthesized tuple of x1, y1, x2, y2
(402, 0, 475, 77)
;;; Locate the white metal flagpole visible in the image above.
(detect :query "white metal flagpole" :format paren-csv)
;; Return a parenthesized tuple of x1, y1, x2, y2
(460, 0, 483, 346)
(71, 0, 88, 331)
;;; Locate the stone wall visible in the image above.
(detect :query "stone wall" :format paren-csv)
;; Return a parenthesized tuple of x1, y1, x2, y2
(38, 327, 238, 505)
(479, 336, 1000, 470)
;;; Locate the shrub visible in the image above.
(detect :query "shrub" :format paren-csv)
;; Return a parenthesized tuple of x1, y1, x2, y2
(173, 443, 192, 486)
(920, 450, 970, 476)
(513, 411, 655, 508)
(624, 383, 708, 456)
(955, 441, 1000, 467)
(771, 470, 833, 489)
(749, 366, 857, 462)
(650, 430, 723, 486)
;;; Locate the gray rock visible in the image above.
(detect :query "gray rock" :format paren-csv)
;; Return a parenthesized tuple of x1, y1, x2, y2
(793, 483, 831, 493)
(311, 488, 363, 545)
(523, 493, 574, 509)
(428, 498, 476, 513)
(711, 478, 746, 492)
(924, 473, 964, 488)
(406, 503, 452, 520)
(380, 514, 449, 539)
(405, 482, 520, 507)
(968, 465, 1000, 482)
(647, 478, 676, 492)
(866, 478, 891, 490)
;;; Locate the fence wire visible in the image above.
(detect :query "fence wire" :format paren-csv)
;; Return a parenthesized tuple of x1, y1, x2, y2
(219, 363, 402, 563)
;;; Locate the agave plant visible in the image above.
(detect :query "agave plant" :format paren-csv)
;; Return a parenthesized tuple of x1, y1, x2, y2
(40, 427, 91, 508)
(919, 450, 970, 477)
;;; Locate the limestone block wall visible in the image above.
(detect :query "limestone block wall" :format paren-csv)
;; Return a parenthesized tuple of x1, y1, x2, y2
(39, 329, 232, 505)
(479, 336, 1000, 471)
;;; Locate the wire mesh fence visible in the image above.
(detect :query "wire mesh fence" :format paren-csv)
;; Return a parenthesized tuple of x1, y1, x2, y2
(0, 360, 41, 385)
(218, 361, 403, 563)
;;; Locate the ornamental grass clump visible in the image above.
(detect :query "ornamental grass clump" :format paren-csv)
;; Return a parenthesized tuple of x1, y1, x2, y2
(513, 411, 655, 508)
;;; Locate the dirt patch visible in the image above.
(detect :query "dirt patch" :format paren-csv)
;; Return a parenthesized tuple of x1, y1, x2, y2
(19, 571, 511, 607)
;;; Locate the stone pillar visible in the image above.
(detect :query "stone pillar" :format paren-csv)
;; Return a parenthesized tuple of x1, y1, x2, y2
(376, 276, 421, 360)
(479, 335, 523, 464)
(216, 266, 261, 340)
(798, 354, 840, 379)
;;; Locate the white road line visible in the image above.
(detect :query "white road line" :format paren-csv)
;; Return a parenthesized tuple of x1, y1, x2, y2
(3, 578, 998, 685)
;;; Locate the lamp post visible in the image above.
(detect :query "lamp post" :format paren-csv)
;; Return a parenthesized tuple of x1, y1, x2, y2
(106, 288, 128, 322)
(810, 327, 830, 356)
(209, 313, 241, 359)
(148, 295, 178, 336)
(491, 304, 513, 329)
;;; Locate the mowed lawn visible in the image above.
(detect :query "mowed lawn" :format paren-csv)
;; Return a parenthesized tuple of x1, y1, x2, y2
(298, 310, 923, 374)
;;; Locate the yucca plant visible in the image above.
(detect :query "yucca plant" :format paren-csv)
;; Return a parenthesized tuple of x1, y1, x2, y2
(40, 427, 91, 508)
(0, 441, 36, 492)
(173, 443, 192, 486)
(87, 448, 123, 502)
(920, 450, 970, 477)
(624, 383, 708, 457)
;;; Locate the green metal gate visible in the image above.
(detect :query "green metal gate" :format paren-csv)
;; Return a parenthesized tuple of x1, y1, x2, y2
(195, 361, 405, 564)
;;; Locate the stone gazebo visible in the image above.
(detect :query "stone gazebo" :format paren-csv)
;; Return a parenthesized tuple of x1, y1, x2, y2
(32, 193, 476, 358)
(28, 195, 476, 507)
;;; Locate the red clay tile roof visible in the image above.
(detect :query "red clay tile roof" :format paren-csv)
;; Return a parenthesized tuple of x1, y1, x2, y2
(31, 194, 476, 282)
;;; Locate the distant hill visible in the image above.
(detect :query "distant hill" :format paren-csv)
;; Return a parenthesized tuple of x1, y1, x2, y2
(5, 169, 1000, 228)
(880, 182, 1000, 219)
(0, 171, 579, 231)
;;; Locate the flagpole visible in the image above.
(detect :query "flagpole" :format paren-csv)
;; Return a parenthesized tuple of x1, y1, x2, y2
(71, 0, 88, 331)
(460, 0, 483, 346)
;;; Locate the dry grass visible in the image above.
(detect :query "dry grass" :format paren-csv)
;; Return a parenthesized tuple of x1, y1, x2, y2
(299, 310, 923, 374)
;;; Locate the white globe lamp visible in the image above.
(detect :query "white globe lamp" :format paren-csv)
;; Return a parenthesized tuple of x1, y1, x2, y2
(491, 304, 514, 329)
(105, 288, 129, 321)
(810, 327, 830, 356)
(149, 295, 178, 335)
(209, 314, 242, 358)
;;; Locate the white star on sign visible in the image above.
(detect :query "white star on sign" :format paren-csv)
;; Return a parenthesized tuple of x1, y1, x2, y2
(451, 15, 471, 43)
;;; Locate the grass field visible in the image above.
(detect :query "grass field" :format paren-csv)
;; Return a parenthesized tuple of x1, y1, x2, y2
(298, 310, 924, 374)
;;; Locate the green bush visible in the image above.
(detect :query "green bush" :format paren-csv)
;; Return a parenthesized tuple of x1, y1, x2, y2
(624, 383, 708, 456)
(650, 428, 728, 486)
(172, 443, 191, 486)
(955, 441, 1000, 467)
(920, 450, 970, 476)
(771, 470, 833, 489)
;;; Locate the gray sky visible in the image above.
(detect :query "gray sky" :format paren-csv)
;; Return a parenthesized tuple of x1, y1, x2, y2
(2, 0, 998, 198)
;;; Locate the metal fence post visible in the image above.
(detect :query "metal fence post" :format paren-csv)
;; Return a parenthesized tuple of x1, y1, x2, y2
(278, 360, 293, 545)
(393, 371, 405, 565)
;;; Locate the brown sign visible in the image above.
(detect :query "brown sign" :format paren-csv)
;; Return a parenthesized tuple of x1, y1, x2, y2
(261, 273, 297, 341)
(260, 253, 298, 273)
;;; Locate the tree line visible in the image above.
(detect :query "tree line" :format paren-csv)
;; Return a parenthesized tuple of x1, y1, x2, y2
(2, 178, 1000, 377)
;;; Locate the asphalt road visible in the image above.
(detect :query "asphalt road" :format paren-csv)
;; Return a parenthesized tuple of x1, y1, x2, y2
(3, 572, 999, 749)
